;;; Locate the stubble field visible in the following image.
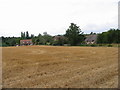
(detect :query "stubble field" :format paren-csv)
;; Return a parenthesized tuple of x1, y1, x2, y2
(2, 46, 118, 88)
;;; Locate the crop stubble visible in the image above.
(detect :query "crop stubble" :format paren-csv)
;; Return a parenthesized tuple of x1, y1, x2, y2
(2, 46, 118, 88)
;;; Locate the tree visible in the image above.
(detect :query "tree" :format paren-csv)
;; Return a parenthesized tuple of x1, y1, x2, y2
(21, 32, 24, 39)
(23, 32, 26, 39)
(65, 23, 85, 46)
(31, 34, 34, 39)
(90, 32, 93, 35)
(38, 33, 42, 37)
(42, 34, 53, 45)
(43, 32, 48, 36)
(53, 35, 68, 46)
(97, 29, 120, 44)
(26, 31, 29, 39)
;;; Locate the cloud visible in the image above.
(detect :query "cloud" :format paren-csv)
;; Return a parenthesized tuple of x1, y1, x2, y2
(0, 0, 118, 37)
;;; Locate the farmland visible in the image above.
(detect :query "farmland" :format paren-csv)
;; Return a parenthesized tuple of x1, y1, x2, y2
(2, 46, 118, 88)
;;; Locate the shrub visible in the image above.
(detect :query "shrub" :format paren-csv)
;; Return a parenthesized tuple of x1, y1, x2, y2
(118, 44, 120, 47)
(91, 44, 97, 47)
(79, 44, 91, 47)
(79, 44, 86, 46)
(99, 44, 103, 46)
(107, 44, 112, 47)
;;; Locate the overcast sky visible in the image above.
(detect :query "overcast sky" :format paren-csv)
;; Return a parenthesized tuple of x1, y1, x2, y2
(0, 0, 119, 37)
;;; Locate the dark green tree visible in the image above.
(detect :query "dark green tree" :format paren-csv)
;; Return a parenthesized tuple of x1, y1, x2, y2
(65, 23, 85, 46)
(31, 34, 34, 39)
(21, 32, 24, 39)
(43, 34, 53, 45)
(26, 31, 29, 39)
(97, 29, 120, 44)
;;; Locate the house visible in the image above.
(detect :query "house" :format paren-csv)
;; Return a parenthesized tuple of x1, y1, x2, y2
(53, 35, 68, 46)
(53, 35, 65, 41)
(85, 35, 98, 44)
(20, 39, 33, 46)
(53, 35, 68, 42)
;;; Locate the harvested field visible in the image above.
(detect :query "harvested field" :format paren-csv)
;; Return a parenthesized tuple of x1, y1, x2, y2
(2, 46, 118, 88)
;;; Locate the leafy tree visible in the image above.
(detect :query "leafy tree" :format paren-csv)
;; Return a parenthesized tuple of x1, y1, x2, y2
(65, 23, 85, 46)
(21, 32, 24, 39)
(26, 31, 29, 39)
(97, 29, 120, 44)
(43, 32, 48, 36)
(31, 34, 34, 39)
(38, 33, 42, 37)
(53, 35, 68, 46)
(31, 33, 53, 45)
(90, 32, 93, 35)
(21, 32, 26, 39)
(43, 34, 53, 45)
(23, 32, 26, 39)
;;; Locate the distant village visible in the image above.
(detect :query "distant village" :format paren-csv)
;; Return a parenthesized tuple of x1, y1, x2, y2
(1, 23, 120, 47)
(19, 33, 97, 46)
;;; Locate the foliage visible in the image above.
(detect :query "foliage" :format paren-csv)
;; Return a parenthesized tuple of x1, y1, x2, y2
(90, 44, 97, 47)
(32, 34, 53, 45)
(1, 24, 119, 47)
(21, 31, 30, 39)
(53, 35, 68, 46)
(1, 37, 21, 46)
(97, 29, 120, 44)
(65, 23, 85, 46)
(107, 44, 113, 47)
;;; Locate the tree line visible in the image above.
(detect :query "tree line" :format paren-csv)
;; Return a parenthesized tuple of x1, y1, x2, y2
(97, 29, 120, 44)
(0, 23, 120, 47)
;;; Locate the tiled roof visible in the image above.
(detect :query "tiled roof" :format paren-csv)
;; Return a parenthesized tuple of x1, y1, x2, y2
(85, 35, 97, 42)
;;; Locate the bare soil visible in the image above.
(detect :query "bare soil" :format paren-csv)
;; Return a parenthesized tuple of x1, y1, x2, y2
(2, 46, 118, 88)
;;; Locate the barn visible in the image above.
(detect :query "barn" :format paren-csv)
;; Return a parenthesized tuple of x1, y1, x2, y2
(20, 39, 33, 46)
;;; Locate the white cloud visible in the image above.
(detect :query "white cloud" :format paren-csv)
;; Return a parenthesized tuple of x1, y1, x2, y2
(0, 0, 119, 37)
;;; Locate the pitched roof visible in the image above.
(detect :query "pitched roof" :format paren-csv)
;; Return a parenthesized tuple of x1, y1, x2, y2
(85, 35, 97, 42)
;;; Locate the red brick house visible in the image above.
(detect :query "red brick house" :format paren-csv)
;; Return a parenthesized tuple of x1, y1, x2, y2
(20, 39, 33, 45)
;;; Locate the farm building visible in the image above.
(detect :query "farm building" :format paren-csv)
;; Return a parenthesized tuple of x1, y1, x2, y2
(20, 39, 33, 46)
(85, 35, 98, 44)
(53, 35, 66, 41)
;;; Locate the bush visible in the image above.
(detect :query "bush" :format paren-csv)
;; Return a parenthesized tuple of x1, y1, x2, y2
(79, 44, 90, 47)
(91, 44, 97, 47)
(118, 44, 120, 47)
(79, 44, 86, 46)
(99, 44, 103, 46)
(107, 44, 112, 47)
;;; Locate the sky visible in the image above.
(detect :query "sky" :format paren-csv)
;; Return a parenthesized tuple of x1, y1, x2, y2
(0, 0, 119, 37)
